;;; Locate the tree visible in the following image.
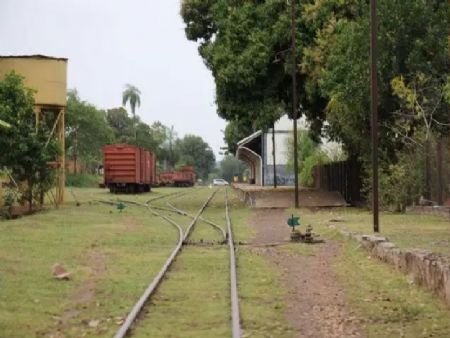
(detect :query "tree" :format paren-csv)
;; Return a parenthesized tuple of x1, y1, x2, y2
(122, 84, 141, 140)
(176, 135, 216, 180)
(218, 155, 247, 183)
(66, 89, 114, 173)
(287, 130, 329, 187)
(160, 125, 179, 170)
(223, 118, 254, 155)
(0, 72, 59, 211)
(181, 1, 313, 146)
(106, 107, 134, 142)
(0, 119, 11, 129)
(314, 0, 448, 157)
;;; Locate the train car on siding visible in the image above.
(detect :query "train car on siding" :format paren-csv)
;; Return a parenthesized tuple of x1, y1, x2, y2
(159, 165, 196, 187)
(103, 144, 156, 193)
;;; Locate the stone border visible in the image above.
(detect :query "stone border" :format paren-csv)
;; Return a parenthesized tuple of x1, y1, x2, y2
(336, 227, 450, 308)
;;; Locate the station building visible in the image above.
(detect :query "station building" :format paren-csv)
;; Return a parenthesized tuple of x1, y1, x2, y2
(236, 114, 305, 186)
(0, 55, 68, 203)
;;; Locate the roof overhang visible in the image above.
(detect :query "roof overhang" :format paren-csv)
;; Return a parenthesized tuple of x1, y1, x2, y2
(237, 130, 262, 148)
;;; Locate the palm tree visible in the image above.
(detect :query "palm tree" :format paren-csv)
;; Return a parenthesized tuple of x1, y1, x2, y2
(122, 84, 141, 141)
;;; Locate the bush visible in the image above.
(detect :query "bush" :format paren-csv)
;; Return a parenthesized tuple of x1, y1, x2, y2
(65, 173, 99, 188)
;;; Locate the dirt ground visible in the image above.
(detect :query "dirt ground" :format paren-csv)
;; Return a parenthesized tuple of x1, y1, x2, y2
(46, 250, 107, 338)
(249, 209, 364, 338)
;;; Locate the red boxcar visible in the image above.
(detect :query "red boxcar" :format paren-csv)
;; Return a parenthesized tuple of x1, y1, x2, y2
(103, 144, 156, 193)
(159, 172, 174, 186)
(159, 165, 196, 187)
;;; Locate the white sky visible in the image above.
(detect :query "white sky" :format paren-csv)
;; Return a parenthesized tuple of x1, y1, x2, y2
(0, 0, 226, 158)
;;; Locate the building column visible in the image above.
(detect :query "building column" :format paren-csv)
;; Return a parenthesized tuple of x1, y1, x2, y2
(56, 108, 65, 204)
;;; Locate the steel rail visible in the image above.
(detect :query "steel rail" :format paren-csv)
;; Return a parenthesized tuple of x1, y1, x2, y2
(183, 190, 217, 241)
(113, 189, 216, 338)
(166, 202, 227, 241)
(145, 189, 191, 205)
(113, 207, 184, 338)
(225, 188, 241, 338)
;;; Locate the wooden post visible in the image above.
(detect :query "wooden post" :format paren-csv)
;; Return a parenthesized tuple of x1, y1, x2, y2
(56, 108, 65, 204)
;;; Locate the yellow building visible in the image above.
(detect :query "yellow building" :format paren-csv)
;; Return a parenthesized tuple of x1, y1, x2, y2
(0, 55, 68, 204)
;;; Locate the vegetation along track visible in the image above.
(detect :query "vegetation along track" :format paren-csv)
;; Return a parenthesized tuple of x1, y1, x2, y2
(113, 187, 241, 338)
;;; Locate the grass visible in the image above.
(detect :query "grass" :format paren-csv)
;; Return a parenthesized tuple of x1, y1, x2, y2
(5, 186, 450, 337)
(0, 187, 293, 338)
(0, 188, 187, 338)
(285, 207, 450, 337)
(131, 246, 231, 338)
(336, 236, 450, 337)
(65, 173, 100, 188)
(288, 207, 450, 255)
(129, 187, 294, 337)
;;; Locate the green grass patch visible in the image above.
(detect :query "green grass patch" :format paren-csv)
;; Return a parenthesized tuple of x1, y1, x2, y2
(336, 237, 450, 337)
(238, 248, 294, 337)
(287, 207, 450, 255)
(283, 208, 450, 337)
(132, 247, 230, 338)
(0, 187, 293, 337)
(0, 200, 178, 338)
(65, 173, 100, 188)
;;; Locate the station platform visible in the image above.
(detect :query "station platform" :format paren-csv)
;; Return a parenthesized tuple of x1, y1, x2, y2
(232, 183, 347, 208)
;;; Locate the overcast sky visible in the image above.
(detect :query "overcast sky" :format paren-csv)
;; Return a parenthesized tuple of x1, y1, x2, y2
(0, 0, 226, 157)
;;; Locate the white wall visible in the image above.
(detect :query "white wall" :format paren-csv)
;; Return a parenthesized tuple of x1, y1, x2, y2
(265, 132, 291, 165)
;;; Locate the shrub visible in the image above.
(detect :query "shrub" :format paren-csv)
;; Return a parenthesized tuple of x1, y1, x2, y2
(65, 173, 99, 188)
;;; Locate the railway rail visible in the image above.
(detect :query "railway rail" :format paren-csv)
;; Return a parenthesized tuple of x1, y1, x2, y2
(113, 187, 241, 338)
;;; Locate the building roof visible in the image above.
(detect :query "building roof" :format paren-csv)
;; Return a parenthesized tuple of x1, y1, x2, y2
(237, 130, 262, 147)
(0, 55, 68, 61)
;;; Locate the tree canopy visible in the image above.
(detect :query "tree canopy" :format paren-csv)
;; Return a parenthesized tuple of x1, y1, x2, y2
(66, 90, 114, 172)
(176, 134, 216, 180)
(0, 72, 60, 210)
(181, 0, 449, 161)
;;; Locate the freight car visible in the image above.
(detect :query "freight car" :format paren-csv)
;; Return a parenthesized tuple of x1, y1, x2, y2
(159, 165, 196, 187)
(103, 144, 157, 193)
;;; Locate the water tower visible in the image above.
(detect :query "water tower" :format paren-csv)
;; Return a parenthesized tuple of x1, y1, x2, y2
(0, 55, 68, 204)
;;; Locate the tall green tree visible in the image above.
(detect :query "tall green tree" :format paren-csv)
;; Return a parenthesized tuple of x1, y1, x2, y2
(106, 107, 134, 142)
(182, 0, 448, 163)
(122, 84, 141, 140)
(66, 89, 114, 173)
(0, 72, 59, 211)
(181, 1, 312, 152)
(176, 135, 216, 180)
(308, 0, 448, 158)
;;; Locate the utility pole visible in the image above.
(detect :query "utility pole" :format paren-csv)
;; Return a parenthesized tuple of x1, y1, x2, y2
(370, 0, 379, 232)
(272, 123, 277, 188)
(437, 139, 443, 205)
(291, 0, 299, 208)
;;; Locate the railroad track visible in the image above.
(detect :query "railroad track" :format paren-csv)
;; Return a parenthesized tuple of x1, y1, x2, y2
(113, 187, 241, 338)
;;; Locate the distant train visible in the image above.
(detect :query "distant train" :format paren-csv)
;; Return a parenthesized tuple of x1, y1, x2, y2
(103, 144, 196, 193)
(159, 166, 196, 187)
(103, 144, 157, 193)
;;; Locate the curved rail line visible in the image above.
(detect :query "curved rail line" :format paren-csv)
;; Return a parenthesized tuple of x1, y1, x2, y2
(225, 188, 242, 338)
(113, 189, 217, 338)
(145, 188, 195, 205)
(166, 202, 227, 241)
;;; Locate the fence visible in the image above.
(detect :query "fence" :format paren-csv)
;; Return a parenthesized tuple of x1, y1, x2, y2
(315, 158, 363, 205)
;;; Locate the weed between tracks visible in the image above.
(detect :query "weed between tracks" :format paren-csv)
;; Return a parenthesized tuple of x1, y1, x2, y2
(131, 246, 230, 338)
